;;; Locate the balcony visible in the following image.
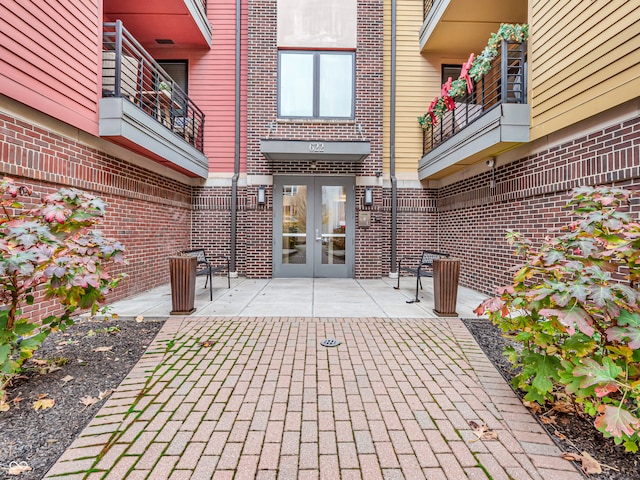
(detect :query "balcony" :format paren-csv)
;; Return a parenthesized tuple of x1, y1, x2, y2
(99, 21, 207, 178)
(420, 0, 526, 56)
(103, 0, 212, 49)
(419, 40, 529, 180)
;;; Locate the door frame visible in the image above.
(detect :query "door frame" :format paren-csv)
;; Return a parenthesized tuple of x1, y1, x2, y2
(273, 175, 355, 278)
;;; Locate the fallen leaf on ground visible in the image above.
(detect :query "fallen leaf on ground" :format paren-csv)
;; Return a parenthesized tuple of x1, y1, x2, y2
(80, 396, 98, 408)
(61, 375, 74, 383)
(0, 400, 10, 412)
(199, 340, 213, 348)
(98, 390, 113, 400)
(30, 359, 47, 366)
(33, 394, 55, 411)
(522, 400, 542, 414)
(554, 430, 568, 441)
(7, 462, 32, 475)
(552, 400, 574, 414)
(135, 315, 144, 323)
(580, 451, 603, 475)
(561, 451, 603, 475)
(561, 452, 582, 462)
(540, 415, 557, 425)
(93, 346, 113, 352)
(468, 420, 498, 441)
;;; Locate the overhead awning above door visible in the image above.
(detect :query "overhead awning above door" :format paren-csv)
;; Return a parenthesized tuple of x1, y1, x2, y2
(261, 140, 370, 162)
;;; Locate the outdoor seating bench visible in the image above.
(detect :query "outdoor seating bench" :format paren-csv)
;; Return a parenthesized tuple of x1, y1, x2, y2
(394, 250, 450, 303)
(181, 248, 230, 301)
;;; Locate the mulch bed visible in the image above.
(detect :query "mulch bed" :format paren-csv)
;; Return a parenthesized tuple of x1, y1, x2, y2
(463, 318, 640, 480)
(0, 317, 165, 480)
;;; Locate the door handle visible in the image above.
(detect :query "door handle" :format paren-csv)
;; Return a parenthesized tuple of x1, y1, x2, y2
(315, 229, 321, 241)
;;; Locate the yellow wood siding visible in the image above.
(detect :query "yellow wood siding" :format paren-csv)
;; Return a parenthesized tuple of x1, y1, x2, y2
(384, 0, 443, 176)
(530, 0, 640, 140)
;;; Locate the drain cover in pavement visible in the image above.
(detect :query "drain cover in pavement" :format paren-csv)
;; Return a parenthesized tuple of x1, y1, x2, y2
(320, 338, 341, 347)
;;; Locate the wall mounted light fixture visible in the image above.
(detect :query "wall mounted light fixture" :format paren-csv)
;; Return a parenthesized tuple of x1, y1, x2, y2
(257, 186, 266, 205)
(364, 187, 374, 206)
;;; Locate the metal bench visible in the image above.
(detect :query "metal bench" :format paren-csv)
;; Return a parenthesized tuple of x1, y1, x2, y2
(394, 250, 450, 303)
(181, 248, 230, 301)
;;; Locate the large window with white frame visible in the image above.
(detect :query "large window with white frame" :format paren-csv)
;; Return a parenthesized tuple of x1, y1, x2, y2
(278, 50, 355, 119)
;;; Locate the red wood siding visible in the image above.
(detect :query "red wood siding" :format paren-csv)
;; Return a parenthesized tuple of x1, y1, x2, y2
(0, 0, 101, 135)
(150, 0, 248, 174)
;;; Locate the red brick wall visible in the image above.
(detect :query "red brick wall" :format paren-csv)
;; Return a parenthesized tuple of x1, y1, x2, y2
(238, 0, 385, 277)
(0, 112, 192, 321)
(436, 115, 640, 296)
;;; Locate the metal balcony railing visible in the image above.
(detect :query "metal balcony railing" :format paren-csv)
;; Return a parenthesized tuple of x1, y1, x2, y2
(423, 40, 527, 155)
(102, 20, 205, 152)
(423, 0, 435, 20)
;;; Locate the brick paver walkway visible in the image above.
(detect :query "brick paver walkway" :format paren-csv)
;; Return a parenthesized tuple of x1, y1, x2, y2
(44, 317, 582, 479)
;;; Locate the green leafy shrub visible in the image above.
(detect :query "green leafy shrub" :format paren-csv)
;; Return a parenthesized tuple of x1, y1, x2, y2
(475, 186, 640, 452)
(0, 177, 125, 406)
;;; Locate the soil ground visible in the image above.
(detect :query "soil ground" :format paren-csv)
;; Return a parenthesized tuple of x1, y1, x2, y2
(1, 316, 638, 479)
(464, 318, 640, 480)
(0, 316, 164, 480)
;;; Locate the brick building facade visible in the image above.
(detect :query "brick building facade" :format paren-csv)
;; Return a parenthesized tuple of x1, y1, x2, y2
(1, 0, 639, 322)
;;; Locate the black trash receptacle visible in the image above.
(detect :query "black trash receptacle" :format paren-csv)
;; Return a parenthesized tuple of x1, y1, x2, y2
(433, 257, 460, 317)
(169, 255, 197, 315)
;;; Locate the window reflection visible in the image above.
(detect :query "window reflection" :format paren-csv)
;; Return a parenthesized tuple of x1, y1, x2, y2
(282, 185, 307, 264)
(321, 186, 346, 265)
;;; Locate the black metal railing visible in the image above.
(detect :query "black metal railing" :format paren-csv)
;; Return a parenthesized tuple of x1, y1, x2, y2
(423, 40, 527, 155)
(102, 20, 205, 152)
(423, 0, 435, 20)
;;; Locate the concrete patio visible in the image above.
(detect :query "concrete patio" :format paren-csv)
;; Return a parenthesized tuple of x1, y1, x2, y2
(101, 277, 488, 319)
(43, 278, 582, 479)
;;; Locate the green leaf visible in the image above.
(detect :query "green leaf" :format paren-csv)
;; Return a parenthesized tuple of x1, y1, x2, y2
(18, 332, 47, 354)
(560, 366, 588, 397)
(568, 283, 589, 303)
(543, 249, 566, 266)
(589, 284, 614, 308)
(504, 345, 519, 364)
(562, 333, 596, 356)
(0, 344, 11, 363)
(13, 320, 38, 336)
(618, 310, 640, 327)
(573, 357, 622, 389)
(524, 353, 561, 399)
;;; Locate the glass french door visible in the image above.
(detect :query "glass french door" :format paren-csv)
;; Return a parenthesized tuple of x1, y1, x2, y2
(273, 176, 354, 278)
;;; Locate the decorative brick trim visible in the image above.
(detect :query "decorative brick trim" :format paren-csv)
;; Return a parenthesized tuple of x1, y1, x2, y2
(436, 116, 640, 296)
(0, 114, 193, 322)
(438, 116, 640, 212)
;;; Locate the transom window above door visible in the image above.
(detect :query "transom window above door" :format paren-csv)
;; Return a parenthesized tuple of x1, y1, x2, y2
(278, 51, 355, 119)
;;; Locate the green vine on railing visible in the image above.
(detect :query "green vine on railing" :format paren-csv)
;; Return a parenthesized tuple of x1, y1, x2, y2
(418, 23, 529, 130)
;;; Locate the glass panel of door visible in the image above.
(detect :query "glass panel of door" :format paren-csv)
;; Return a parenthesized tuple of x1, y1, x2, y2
(273, 176, 354, 278)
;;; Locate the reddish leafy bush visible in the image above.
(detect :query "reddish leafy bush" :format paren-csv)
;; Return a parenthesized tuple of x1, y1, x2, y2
(476, 186, 640, 451)
(1, 177, 125, 408)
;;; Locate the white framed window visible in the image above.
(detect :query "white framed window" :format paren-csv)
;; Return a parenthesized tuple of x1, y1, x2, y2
(278, 51, 355, 119)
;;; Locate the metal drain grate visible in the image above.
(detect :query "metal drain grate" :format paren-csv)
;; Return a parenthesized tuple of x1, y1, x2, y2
(320, 338, 341, 348)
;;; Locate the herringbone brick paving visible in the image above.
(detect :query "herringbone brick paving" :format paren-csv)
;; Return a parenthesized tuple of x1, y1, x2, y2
(44, 316, 582, 479)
